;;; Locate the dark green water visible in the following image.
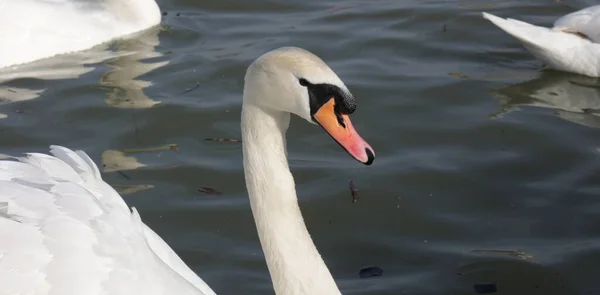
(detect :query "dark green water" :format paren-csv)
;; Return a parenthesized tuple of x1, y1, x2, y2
(1, 0, 600, 294)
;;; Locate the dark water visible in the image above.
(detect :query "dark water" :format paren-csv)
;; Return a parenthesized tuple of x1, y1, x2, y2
(2, 0, 600, 294)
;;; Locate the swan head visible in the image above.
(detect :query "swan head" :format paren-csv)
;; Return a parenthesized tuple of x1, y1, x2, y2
(244, 47, 375, 165)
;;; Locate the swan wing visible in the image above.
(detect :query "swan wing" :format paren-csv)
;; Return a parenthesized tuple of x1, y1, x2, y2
(553, 5, 600, 43)
(0, 146, 216, 295)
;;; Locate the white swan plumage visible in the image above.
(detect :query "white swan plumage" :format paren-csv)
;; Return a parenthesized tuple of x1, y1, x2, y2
(0, 0, 161, 69)
(482, 5, 600, 77)
(0, 47, 375, 295)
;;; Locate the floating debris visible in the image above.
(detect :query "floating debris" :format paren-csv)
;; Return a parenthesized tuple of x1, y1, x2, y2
(182, 81, 200, 94)
(349, 180, 358, 203)
(122, 144, 179, 154)
(473, 283, 497, 294)
(198, 187, 222, 195)
(205, 138, 241, 143)
(359, 266, 383, 278)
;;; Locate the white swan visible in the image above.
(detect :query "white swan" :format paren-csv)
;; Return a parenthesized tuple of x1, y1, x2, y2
(482, 5, 600, 77)
(0, 47, 375, 295)
(0, 0, 161, 69)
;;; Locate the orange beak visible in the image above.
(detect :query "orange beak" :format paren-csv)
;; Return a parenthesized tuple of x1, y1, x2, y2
(313, 98, 375, 165)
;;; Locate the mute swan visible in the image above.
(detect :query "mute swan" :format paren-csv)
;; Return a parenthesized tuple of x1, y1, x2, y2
(0, 47, 375, 295)
(482, 5, 600, 77)
(0, 0, 161, 69)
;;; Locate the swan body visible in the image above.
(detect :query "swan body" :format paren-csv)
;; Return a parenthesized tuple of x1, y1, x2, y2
(0, 47, 374, 295)
(482, 5, 600, 77)
(0, 0, 161, 69)
(0, 146, 216, 295)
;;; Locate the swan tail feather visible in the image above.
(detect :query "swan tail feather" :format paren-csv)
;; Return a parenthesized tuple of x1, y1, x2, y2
(482, 12, 600, 76)
(482, 12, 554, 50)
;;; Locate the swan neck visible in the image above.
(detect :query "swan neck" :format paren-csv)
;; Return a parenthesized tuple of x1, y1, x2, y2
(241, 103, 341, 295)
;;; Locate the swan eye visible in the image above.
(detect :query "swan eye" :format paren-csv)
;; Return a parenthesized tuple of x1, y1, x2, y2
(298, 78, 309, 87)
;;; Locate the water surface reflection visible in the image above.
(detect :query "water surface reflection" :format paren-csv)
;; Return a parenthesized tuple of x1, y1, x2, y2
(494, 72, 600, 128)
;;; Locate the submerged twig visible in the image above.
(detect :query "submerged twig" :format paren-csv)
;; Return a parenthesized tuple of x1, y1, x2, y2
(349, 180, 358, 203)
(117, 171, 131, 180)
(198, 187, 222, 195)
(182, 81, 201, 94)
(122, 144, 179, 154)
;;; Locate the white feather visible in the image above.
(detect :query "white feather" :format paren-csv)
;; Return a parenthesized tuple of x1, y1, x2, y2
(0, 146, 216, 295)
(483, 6, 600, 77)
(0, 0, 161, 68)
(553, 5, 600, 42)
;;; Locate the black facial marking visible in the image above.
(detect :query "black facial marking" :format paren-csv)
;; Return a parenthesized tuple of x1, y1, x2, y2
(299, 78, 309, 87)
(333, 103, 345, 128)
(298, 78, 356, 120)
